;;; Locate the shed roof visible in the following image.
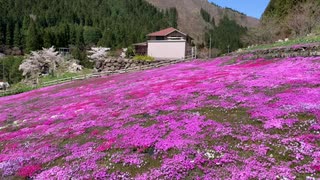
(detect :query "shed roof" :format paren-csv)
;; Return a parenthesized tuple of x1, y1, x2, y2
(133, 42, 147, 46)
(147, 27, 186, 37)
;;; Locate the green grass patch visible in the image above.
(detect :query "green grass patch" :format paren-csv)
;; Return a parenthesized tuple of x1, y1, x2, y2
(192, 107, 262, 126)
(266, 143, 295, 163)
(246, 35, 320, 51)
(133, 55, 155, 62)
(40, 68, 92, 83)
(0, 68, 92, 97)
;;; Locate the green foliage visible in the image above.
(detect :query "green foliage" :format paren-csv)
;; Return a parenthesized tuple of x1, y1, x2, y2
(210, 2, 222, 8)
(40, 68, 92, 83)
(0, 25, 4, 44)
(246, 35, 320, 51)
(200, 8, 211, 23)
(0, 56, 24, 84)
(71, 47, 93, 68)
(0, 83, 35, 97)
(126, 46, 135, 58)
(0, 0, 178, 50)
(206, 16, 247, 54)
(26, 19, 40, 52)
(13, 23, 22, 48)
(211, 17, 216, 27)
(5, 23, 11, 46)
(225, 7, 246, 16)
(165, 8, 178, 28)
(83, 27, 101, 45)
(263, 0, 300, 18)
(133, 55, 154, 62)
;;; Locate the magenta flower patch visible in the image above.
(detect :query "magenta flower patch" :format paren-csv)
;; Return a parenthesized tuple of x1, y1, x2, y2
(0, 55, 319, 179)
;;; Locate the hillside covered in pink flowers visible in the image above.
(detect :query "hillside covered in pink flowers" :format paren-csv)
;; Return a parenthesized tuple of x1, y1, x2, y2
(0, 55, 319, 179)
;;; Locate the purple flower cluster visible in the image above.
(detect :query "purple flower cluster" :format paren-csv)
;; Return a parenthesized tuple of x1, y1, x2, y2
(0, 55, 319, 179)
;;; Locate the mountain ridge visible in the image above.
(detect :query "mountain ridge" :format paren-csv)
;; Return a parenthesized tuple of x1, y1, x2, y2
(146, 0, 260, 44)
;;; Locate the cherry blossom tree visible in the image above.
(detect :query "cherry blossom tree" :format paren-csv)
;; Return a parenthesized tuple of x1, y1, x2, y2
(87, 47, 110, 71)
(19, 47, 63, 84)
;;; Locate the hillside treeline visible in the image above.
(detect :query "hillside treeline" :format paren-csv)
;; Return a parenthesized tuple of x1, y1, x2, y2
(0, 0, 177, 52)
(204, 16, 247, 54)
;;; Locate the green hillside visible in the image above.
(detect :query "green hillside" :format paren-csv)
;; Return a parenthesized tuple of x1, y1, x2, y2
(263, 0, 304, 19)
(0, 0, 177, 51)
(262, 0, 320, 38)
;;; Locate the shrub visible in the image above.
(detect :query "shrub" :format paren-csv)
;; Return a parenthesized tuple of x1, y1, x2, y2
(0, 56, 24, 84)
(133, 55, 155, 62)
(126, 46, 135, 58)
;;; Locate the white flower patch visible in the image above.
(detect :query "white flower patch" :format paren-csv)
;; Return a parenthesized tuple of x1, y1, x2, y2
(204, 149, 223, 160)
(0, 120, 24, 130)
(0, 125, 9, 130)
(276, 175, 290, 180)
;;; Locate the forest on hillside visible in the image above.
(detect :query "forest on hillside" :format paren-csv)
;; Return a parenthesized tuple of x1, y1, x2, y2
(205, 16, 247, 54)
(0, 0, 177, 53)
(261, 0, 320, 39)
(200, 8, 247, 54)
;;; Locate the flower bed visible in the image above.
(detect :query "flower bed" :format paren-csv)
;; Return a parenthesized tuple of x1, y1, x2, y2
(0, 55, 319, 179)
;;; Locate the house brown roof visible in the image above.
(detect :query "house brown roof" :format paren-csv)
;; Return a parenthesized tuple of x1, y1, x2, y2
(133, 42, 147, 46)
(147, 27, 186, 37)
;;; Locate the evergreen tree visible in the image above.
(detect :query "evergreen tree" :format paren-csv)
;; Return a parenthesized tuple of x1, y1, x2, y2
(43, 30, 52, 48)
(21, 17, 30, 49)
(98, 29, 111, 47)
(200, 8, 211, 23)
(76, 27, 84, 48)
(206, 16, 247, 53)
(0, 25, 4, 44)
(5, 23, 11, 46)
(0, 0, 177, 50)
(211, 17, 216, 27)
(69, 25, 76, 45)
(26, 19, 39, 52)
(13, 23, 21, 47)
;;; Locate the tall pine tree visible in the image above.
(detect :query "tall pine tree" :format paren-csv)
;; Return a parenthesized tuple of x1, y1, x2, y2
(21, 17, 30, 49)
(43, 30, 52, 48)
(0, 25, 4, 44)
(13, 23, 21, 48)
(1, 0, 177, 50)
(26, 19, 39, 52)
(5, 23, 11, 46)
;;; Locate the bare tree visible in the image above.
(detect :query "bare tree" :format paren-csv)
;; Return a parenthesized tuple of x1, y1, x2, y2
(242, 18, 279, 45)
(287, 1, 320, 36)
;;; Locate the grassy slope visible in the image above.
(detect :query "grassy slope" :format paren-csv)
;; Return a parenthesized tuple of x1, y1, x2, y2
(246, 34, 320, 51)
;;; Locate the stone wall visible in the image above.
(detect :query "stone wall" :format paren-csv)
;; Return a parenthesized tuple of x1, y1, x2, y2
(94, 57, 163, 72)
(232, 43, 320, 59)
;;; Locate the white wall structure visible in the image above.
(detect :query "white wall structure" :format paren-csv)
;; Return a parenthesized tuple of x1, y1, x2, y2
(147, 40, 186, 60)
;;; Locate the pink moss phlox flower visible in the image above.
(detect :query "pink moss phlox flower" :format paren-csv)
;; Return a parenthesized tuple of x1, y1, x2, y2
(0, 55, 319, 178)
(17, 164, 42, 178)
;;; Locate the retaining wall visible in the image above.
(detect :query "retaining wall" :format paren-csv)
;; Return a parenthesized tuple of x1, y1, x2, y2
(233, 43, 320, 59)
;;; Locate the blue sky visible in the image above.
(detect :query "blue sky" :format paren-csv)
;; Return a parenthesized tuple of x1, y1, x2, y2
(209, 0, 270, 19)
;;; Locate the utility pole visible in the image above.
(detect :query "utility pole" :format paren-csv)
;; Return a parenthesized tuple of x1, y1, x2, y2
(2, 58, 4, 82)
(209, 35, 212, 58)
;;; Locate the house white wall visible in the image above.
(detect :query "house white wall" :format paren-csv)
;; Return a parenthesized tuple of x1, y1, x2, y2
(147, 40, 186, 59)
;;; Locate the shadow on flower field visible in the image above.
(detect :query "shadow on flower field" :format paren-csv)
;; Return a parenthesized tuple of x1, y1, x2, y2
(0, 55, 319, 179)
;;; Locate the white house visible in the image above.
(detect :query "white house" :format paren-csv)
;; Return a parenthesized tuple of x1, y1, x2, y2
(134, 27, 195, 60)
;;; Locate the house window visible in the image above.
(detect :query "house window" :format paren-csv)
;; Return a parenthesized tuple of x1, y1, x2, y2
(156, 36, 165, 40)
(167, 37, 184, 40)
